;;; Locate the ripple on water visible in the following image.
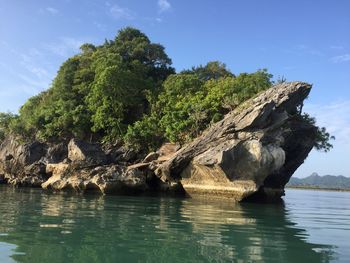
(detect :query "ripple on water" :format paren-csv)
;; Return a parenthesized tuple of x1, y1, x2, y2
(0, 186, 349, 263)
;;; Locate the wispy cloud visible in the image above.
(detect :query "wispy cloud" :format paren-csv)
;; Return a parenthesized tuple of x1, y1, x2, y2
(19, 49, 49, 79)
(44, 37, 85, 57)
(285, 44, 324, 57)
(158, 0, 171, 13)
(0, 42, 52, 90)
(304, 100, 350, 144)
(93, 21, 107, 31)
(295, 44, 307, 50)
(109, 4, 134, 20)
(297, 44, 324, 56)
(39, 7, 59, 15)
(330, 45, 344, 50)
(46, 7, 59, 15)
(330, 54, 350, 63)
(17, 74, 50, 95)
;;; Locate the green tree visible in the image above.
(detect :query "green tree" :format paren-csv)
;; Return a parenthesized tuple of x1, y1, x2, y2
(0, 112, 18, 142)
(4, 27, 174, 143)
(300, 113, 335, 152)
(182, 61, 234, 81)
(0, 27, 334, 155)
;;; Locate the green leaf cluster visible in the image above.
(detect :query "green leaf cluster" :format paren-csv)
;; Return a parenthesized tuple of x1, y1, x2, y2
(299, 113, 335, 152)
(1, 27, 173, 143)
(125, 67, 273, 149)
(0, 27, 334, 154)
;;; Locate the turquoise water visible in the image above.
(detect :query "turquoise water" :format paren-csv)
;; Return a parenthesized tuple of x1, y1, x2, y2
(0, 186, 349, 263)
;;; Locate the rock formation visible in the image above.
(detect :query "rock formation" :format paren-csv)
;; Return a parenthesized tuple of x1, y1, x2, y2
(155, 81, 316, 201)
(0, 82, 317, 202)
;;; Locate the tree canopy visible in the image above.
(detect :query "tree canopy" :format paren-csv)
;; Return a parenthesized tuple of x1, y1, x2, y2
(0, 27, 334, 153)
(2, 27, 174, 142)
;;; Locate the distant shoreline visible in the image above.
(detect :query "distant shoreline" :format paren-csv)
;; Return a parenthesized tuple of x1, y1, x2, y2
(286, 186, 350, 192)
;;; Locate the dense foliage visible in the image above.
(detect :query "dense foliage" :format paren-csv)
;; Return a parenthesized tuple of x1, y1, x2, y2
(299, 113, 335, 152)
(125, 68, 273, 149)
(0, 27, 333, 153)
(2, 27, 174, 142)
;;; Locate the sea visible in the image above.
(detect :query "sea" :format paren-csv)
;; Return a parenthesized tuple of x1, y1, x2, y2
(0, 186, 349, 263)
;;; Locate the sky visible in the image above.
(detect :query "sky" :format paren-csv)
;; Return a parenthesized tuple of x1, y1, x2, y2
(0, 0, 349, 177)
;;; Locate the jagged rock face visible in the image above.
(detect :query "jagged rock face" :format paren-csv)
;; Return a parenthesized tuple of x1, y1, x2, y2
(42, 164, 148, 194)
(246, 119, 316, 202)
(0, 136, 48, 186)
(0, 136, 154, 193)
(0, 137, 46, 167)
(156, 82, 317, 201)
(46, 143, 68, 163)
(68, 139, 107, 165)
(0, 82, 317, 202)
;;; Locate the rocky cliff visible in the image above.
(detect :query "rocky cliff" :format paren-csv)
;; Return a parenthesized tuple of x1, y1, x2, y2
(0, 82, 317, 202)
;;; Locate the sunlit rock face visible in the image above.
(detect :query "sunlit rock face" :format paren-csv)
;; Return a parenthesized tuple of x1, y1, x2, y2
(180, 140, 286, 200)
(42, 164, 147, 194)
(0, 82, 317, 202)
(67, 139, 107, 165)
(156, 82, 317, 201)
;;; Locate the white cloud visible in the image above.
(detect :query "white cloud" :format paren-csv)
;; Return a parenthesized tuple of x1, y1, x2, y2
(17, 74, 49, 95)
(330, 54, 350, 63)
(304, 100, 350, 144)
(44, 37, 85, 57)
(19, 52, 49, 79)
(94, 21, 107, 31)
(39, 7, 59, 15)
(109, 4, 134, 20)
(0, 43, 56, 112)
(330, 45, 344, 50)
(0, 43, 51, 88)
(285, 44, 324, 57)
(158, 0, 171, 13)
(295, 44, 307, 50)
(46, 7, 59, 14)
(295, 101, 350, 177)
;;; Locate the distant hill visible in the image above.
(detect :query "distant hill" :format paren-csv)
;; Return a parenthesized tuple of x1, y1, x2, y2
(287, 173, 350, 190)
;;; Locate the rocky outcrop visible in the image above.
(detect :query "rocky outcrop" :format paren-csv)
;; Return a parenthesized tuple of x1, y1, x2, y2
(68, 139, 107, 165)
(42, 164, 148, 194)
(0, 137, 48, 186)
(0, 82, 317, 202)
(155, 82, 316, 201)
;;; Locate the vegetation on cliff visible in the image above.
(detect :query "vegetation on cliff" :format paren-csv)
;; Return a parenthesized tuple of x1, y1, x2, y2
(0, 27, 333, 152)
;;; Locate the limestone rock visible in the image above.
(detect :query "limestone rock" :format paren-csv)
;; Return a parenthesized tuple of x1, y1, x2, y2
(46, 143, 68, 163)
(42, 164, 147, 194)
(0, 136, 48, 186)
(0, 82, 318, 202)
(156, 82, 316, 201)
(143, 152, 159, 162)
(68, 139, 107, 165)
(0, 136, 46, 167)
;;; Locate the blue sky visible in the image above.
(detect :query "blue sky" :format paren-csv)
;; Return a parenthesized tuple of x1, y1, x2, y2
(0, 0, 349, 177)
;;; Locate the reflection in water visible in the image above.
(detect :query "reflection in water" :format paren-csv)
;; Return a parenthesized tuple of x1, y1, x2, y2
(0, 186, 346, 262)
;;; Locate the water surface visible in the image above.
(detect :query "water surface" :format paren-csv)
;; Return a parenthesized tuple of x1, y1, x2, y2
(0, 186, 349, 262)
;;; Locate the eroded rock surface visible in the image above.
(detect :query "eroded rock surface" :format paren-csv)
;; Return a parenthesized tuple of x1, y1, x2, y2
(155, 82, 316, 201)
(0, 137, 48, 186)
(0, 82, 317, 202)
(42, 164, 147, 194)
(68, 139, 107, 165)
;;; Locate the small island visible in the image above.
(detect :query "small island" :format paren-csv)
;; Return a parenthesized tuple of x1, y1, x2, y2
(0, 28, 333, 202)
